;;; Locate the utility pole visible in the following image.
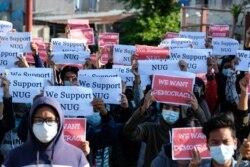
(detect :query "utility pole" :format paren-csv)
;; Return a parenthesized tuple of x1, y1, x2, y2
(25, 0, 33, 32)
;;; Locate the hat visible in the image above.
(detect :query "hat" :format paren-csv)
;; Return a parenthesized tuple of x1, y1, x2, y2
(60, 65, 79, 80)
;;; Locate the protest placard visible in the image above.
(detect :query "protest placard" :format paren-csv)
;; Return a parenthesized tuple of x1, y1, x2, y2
(44, 86, 93, 117)
(10, 68, 53, 86)
(0, 48, 20, 68)
(8, 76, 44, 103)
(179, 32, 206, 49)
(98, 32, 119, 47)
(0, 32, 31, 52)
(51, 51, 90, 64)
(138, 60, 179, 75)
(169, 48, 210, 73)
(67, 19, 90, 29)
(0, 21, 12, 33)
(112, 65, 134, 86)
(135, 45, 169, 60)
(51, 38, 87, 52)
(208, 25, 230, 38)
(69, 28, 95, 45)
(64, 118, 86, 148)
(212, 38, 239, 56)
(172, 127, 210, 160)
(151, 71, 195, 106)
(163, 32, 179, 39)
(78, 76, 122, 104)
(113, 44, 135, 65)
(78, 69, 118, 77)
(159, 38, 193, 49)
(100, 45, 112, 65)
(235, 50, 250, 71)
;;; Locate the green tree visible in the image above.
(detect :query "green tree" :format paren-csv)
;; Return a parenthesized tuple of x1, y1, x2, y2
(115, 0, 181, 45)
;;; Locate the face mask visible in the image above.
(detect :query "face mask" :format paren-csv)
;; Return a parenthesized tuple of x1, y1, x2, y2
(63, 81, 72, 86)
(32, 122, 58, 143)
(86, 113, 101, 127)
(210, 144, 234, 165)
(222, 69, 234, 76)
(161, 109, 179, 125)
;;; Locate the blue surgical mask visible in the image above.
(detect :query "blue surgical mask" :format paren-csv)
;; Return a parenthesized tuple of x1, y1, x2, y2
(161, 109, 179, 125)
(222, 69, 234, 76)
(210, 144, 234, 165)
(64, 81, 72, 86)
(86, 113, 101, 127)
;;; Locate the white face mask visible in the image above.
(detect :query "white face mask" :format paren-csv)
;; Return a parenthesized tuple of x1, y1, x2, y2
(210, 144, 234, 165)
(161, 109, 179, 125)
(32, 122, 58, 143)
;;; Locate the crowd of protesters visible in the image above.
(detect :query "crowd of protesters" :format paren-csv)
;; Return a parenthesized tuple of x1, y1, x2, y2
(0, 22, 250, 167)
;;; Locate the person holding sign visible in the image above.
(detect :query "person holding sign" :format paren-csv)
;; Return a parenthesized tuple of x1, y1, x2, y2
(60, 65, 79, 86)
(2, 97, 90, 167)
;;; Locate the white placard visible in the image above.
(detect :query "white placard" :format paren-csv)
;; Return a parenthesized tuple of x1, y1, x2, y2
(0, 21, 12, 33)
(44, 86, 93, 117)
(138, 60, 180, 75)
(9, 68, 53, 86)
(78, 69, 118, 77)
(8, 76, 44, 103)
(179, 32, 206, 49)
(212, 38, 239, 56)
(159, 38, 193, 48)
(0, 32, 31, 52)
(0, 49, 20, 69)
(235, 50, 250, 71)
(78, 76, 122, 104)
(51, 51, 90, 64)
(169, 48, 210, 73)
(112, 65, 134, 86)
(113, 44, 135, 65)
(51, 38, 87, 52)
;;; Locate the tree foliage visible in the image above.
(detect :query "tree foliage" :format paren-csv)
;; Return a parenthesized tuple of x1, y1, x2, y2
(115, 0, 181, 45)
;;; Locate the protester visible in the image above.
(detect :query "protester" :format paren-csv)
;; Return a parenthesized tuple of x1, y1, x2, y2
(2, 96, 90, 167)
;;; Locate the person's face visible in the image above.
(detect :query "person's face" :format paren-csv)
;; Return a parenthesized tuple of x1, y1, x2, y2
(207, 127, 237, 149)
(63, 71, 78, 86)
(162, 104, 180, 112)
(33, 106, 58, 126)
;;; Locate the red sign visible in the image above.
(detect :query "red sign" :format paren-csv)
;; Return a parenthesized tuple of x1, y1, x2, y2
(135, 45, 169, 60)
(100, 45, 113, 65)
(69, 28, 95, 45)
(163, 32, 179, 39)
(67, 19, 90, 30)
(26, 38, 48, 63)
(209, 25, 230, 37)
(98, 33, 119, 47)
(64, 118, 86, 148)
(172, 127, 210, 160)
(152, 74, 194, 105)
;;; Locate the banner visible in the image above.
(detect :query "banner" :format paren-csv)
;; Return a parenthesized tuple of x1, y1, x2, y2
(179, 32, 206, 49)
(0, 21, 12, 33)
(51, 51, 90, 64)
(0, 49, 20, 68)
(0, 32, 32, 52)
(169, 48, 211, 73)
(235, 50, 250, 71)
(212, 38, 239, 56)
(51, 38, 87, 52)
(135, 45, 169, 60)
(44, 86, 93, 117)
(208, 25, 230, 38)
(159, 38, 193, 49)
(67, 19, 90, 29)
(69, 28, 95, 45)
(10, 68, 53, 86)
(112, 65, 134, 86)
(8, 76, 44, 103)
(163, 32, 179, 39)
(151, 71, 195, 106)
(64, 118, 86, 148)
(138, 60, 179, 75)
(98, 33, 119, 47)
(172, 127, 210, 160)
(113, 44, 135, 65)
(78, 76, 122, 104)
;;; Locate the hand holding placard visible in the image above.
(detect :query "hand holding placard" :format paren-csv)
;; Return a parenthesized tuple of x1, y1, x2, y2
(187, 92, 199, 111)
(92, 98, 107, 115)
